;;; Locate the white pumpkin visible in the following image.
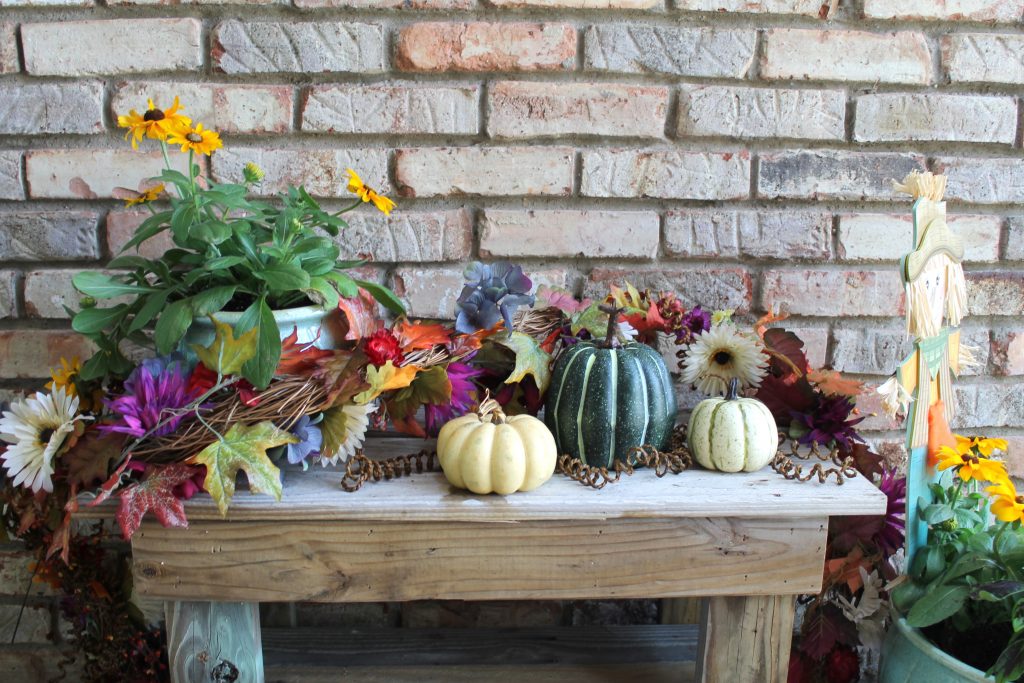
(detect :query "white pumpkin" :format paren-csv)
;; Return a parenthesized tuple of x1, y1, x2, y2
(437, 397, 557, 495)
(687, 379, 778, 473)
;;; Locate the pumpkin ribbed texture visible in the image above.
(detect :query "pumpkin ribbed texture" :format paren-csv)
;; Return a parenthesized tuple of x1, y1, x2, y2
(687, 395, 777, 472)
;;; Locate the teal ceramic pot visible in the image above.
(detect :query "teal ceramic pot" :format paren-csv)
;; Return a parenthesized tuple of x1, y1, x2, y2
(183, 304, 341, 351)
(879, 614, 993, 682)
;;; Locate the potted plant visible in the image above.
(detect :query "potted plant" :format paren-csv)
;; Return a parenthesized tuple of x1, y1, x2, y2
(882, 436, 1023, 682)
(70, 96, 403, 388)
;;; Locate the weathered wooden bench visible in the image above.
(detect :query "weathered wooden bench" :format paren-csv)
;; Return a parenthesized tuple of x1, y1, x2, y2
(84, 436, 887, 683)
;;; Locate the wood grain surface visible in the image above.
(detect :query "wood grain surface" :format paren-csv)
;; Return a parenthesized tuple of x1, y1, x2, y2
(133, 515, 827, 602)
(696, 595, 796, 683)
(165, 601, 264, 683)
(80, 435, 887, 523)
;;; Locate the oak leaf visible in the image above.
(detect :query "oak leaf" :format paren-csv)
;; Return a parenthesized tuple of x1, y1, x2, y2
(116, 463, 198, 540)
(353, 361, 419, 405)
(497, 331, 552, 395)
(187, 422, 296, 517)
(192, 316, 258, 376)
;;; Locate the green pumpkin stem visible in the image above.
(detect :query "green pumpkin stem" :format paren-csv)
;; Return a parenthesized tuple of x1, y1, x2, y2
(725, 377, 741, 401)
(598, 304, 625, 349)
(477, 391, 507, 424)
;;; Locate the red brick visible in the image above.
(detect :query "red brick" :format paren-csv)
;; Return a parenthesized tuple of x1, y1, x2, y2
(0, 330, 96, 379)
(761, 269, 905, 317)
(586, 267, 753, 313)
(396, 22, 576, 72)
(113, 82, 293, 134)
(106, 210, 175, 260)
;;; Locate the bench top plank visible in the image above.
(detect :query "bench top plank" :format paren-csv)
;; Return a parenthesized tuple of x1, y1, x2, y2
(83, 436, 887, 523)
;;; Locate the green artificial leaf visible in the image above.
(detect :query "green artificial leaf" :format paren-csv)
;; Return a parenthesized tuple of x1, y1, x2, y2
(204, 255, 247, 271)
(255, 263, 311, 292)
(354, 361, 419, 405)
(906, 583, 970, 628)
(72, 305, 129, 334)
(121, 210, 172, 253)
(319, 404, 369, 461)
(496, 331, 553, 394)
(106, 255, 153, 271)
(355, 279, 405, 315)
(238, 297, 280, 389)
(325, 271, 358, 298)
(73, 272, 155, 299)
(128, 289, 172, 333)
(190, 286, 237, 317)
(305, 276, 340, 310)
(570, 301, 609, 338)
(191, 317, 258, 376)
(386, 366, 452, 422)
(187, 422, 295, 517)
(921, 503, 955, 525)
(154, 299, 194, 355)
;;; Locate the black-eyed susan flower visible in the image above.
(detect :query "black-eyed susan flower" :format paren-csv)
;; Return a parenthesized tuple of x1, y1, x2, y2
(937, 445, 1008, 484)
(243, 162, 265, 184)
(346, 168, 396, 216)
(954, 434, 1009, 457)
(167, 123, 223, 156)
(46, 357, 80, 398)
(124, 184, 165, 208)
(986, 479, 1024, 524)
(117, 97, 191, 149)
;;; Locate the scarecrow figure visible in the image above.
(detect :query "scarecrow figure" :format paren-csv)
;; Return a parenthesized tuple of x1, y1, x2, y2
(877, 171, 979, 559)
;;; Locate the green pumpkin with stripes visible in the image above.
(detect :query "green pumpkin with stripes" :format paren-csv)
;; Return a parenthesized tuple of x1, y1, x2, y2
(544, 306, 677, 468)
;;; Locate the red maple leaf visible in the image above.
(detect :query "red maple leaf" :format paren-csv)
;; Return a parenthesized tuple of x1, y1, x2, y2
(116, 463, 198, 540)
(277, 326, 334, 376)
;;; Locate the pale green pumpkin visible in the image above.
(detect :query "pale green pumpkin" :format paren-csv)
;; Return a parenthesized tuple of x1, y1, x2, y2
(687, 379, 777, 473)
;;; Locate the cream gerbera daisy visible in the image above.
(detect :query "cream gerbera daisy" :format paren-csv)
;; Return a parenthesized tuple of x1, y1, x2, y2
(320, 403, 374, 467)
(0, 387, 86, 493)
(680, 323, 768, 397)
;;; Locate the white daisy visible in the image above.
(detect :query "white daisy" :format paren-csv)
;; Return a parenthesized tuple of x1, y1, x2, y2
(0, 387, 84, 493)
(680, 323, 768, 397)
(320, 403, 374, 467)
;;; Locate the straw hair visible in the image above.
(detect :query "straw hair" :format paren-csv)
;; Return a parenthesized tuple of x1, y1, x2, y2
(892, 171, 947, 201)
(904, 252, 967, 338)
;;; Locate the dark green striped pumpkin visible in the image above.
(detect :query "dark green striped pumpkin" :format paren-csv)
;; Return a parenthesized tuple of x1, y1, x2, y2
(544, 341, 677, 468)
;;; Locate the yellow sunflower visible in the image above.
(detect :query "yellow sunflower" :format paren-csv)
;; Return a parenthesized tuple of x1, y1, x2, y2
(117, 97, 191, 149)
(936, 445, 1008, 484)
(166, 123, 223, 156)
(954, 434, 1009, 457)
(46, 357, 81, 397)
(124, 184, 165, 208)
(986, 479, 1024, 524)
(346, 168, 396, 216)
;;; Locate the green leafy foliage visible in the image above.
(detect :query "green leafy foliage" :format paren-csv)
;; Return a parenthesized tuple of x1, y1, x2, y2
(191, 316, 258, 376)
(69, 164, 405, 385)
(496, 331, 552, 394)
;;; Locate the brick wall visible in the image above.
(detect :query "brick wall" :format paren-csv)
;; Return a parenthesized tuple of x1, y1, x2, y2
(1, 0, 1023, 667)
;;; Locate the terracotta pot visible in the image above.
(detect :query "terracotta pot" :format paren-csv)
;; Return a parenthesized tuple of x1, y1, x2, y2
(879, 614, 993, 682)
(183, 304, 342, 351)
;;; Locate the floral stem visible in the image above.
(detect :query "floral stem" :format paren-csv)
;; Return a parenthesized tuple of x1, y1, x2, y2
(332, 198, 365, 217)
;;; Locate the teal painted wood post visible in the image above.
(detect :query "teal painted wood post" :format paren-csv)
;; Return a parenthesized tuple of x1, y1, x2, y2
(165, 601, 264, 683)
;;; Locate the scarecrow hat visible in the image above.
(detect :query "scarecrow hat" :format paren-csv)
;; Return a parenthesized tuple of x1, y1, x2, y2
(902, 216, 964, 284)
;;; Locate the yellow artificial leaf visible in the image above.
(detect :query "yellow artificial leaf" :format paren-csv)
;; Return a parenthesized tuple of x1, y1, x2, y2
(497, 331, 552, 395)
(187, 422, 296, 517)
(191, 317, 258, 376)
(353, 361, 419, 405)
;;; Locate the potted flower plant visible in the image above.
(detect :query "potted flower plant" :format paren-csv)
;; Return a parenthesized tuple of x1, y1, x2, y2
(71, 96, 403, 388)
(882, 436, 1023, 682)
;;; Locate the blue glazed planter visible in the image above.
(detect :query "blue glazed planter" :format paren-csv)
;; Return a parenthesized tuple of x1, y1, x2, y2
(879, 614, 993, 682)
(183, 304, 341, 351)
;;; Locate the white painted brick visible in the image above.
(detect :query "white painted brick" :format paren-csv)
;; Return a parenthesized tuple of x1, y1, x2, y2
(0, 0, 92, 5)
(581, 149, 750, 200)
(761, 269, 905, 317)
(396, 22, 576, 72)
(335, 210, 473, 262)
(26, 149, 191, 199)
(1008, 217, 1024, 261)
(864, 0, 1024, 22)
(838, 214, 1001, 263)
(778, 325, 829, 369)
(488, 81, 669, 139)
(479, 210, 659, 258)
(587, 267, 753, 313)
(943, 34, 1024, 86)
(24, 270, 105, 318)
(0, 211, 100, 261)
(113, 82, 293, 134)
(0, 271, 16, 319)
(678, 85, 845, 141)
(676, 0, 821, 13)
(22, 19, 202, 76)
(0, 23, 18, 74)
(395, 147, 574, 197)
(392, 265, 574, 319)
(968, 272, 1024, 316)
(759, 151, 926, 201)
(0, 82, 104, 135)
(487, 0, 657, 6)
(0, 152, 23, 200)
(836, 326, 989, 377)
(855, 94, 1017, 145)
(302, 85, 479, 135)
(108, 0, 283, 4)
(762, 29, 932, 85)
(297, 0, 470, 6)
(954, 382, 1024, 430)
(211, 148, 389, 198)
(664, 210, 831, 260)
(934, 158, 1024, 205)
(584, 26, 756, 78)
(214, 20, 386, 74)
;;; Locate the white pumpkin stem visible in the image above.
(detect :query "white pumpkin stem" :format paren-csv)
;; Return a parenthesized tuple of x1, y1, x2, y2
(477, 391, 507, 424)
(725, 377, 741, 401)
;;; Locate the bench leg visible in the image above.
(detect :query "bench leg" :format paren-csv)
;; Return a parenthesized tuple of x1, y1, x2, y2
(165, 601, 265, 683)
(695, 595, 795, 683)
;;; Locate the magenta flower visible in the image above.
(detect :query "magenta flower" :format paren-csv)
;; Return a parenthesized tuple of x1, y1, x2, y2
(676, 306, 712, 344)
(104, 360, 198, 438)
(425, 359, 484, 436)
(874, 468, 906, 557)
(792, 394, 865, 450)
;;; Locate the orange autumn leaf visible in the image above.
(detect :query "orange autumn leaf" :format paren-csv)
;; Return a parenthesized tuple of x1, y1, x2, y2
(447, 325, 500, 359)
(337, 288, 381, 341)
(277, 327, 334, 376)
(755, 310, 790, 338)
(808, 369, 865, 397)
(393, 319, 450, 352)
(824, 548, 870, 593)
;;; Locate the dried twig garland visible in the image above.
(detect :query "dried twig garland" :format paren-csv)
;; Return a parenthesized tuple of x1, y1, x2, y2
(771, 440, 858, 484)
(340, 449, 439, 492)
